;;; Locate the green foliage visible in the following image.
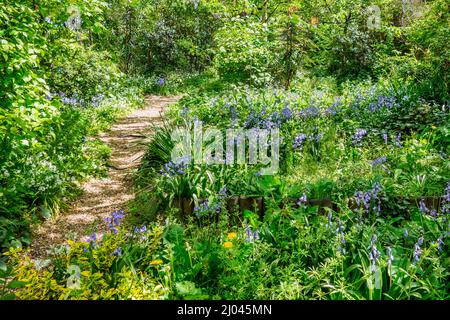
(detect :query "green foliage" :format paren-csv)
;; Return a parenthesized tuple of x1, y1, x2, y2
(0, 0, 144, 251)
(214, 17, 277, 85)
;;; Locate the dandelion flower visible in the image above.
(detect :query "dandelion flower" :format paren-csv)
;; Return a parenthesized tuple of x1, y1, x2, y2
(150, 259, 163, 265)
(227, 232, 237, 240)
(223, 241, 233, 248)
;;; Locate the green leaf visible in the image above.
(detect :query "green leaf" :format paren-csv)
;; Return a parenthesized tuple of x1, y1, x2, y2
(6, 280, 27, 289)
(0, 261, 7, 272)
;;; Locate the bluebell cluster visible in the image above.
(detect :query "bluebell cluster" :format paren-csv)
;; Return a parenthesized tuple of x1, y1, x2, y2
(105, 210, 125, 234)
(194, 200, 221, 218)
(245, 226, 260, 242)
(55, 91, 106, 108)
(443, 182, 450, 215)
(352, 129, 368, 146)
(324, 101, 342, 117)
(413, 236, 424, 263)
(386, 247, 394, 267)
(351, 85, 405, 114)
(326, 212, 333, 230)
(160, 159, 189, 177)
(219, 186, 227, 199)
(367, 95, 397, 112)
(133, 225, 148, 241)
(383, 133, 388, 145)
(354, 182, 382, 216)
(370, 156, 387, 168)
(181, 106, 189, 117)
(59, 92, 81, 106)
(88, 233, 97, 247)
(368, 235, 381, 272)
(394, 133, 402, 148)
(336, 219, 346, 255)
(297, 193, 307, 209)
(298, 104, 320, 119)
(419, 199, 438, 218)
(111, 247, 122, 257)
(293, 132, 323, 151)
(243, 105, 293, 129)
(91, 93, 106, 107)
(156, 77, 166, 86)
(293, 133, 307, 150)
(436, 236, 444, 253)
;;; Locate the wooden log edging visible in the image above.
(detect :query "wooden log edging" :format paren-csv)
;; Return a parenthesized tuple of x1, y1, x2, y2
(171, 196, 446, 218)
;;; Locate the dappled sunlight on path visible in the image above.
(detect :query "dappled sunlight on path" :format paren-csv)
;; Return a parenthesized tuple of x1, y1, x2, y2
(29, 96, 180, 258)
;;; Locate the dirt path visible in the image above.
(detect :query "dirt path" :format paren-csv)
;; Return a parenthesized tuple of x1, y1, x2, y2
(29, 95, 180, 258)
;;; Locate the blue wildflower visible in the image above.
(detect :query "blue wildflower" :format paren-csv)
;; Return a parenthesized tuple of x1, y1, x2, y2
(352, 129, 367, 146)
(156, 77, 166, 86)
(245, 226, 259, 242)
(370, 156, 387, 168)
(368, 235, 380, 272)
(395, 133, 402, 147)
(88, 233, 97, 247)
(297, 193, 307, 209)
(160, 158, 189, 177)
(436, 236, 444, 253)
(293, 133, 307, 150)
(386, 247, 394, 267)
(111, 247, 122, 257)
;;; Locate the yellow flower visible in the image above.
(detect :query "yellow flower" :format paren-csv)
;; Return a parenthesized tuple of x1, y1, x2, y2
(150, 259, 163, 265)
(227, 232, 237, 240)
(223, 241, 233, 248)
(431, 125, 437, 129)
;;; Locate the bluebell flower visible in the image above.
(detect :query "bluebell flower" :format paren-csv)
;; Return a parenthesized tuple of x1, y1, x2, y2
(335, 219, 346, 255)
(354, 183, 382, 216)
(413, 242, 422, 263)
(370, 156, 387, 168)
(386, 247, 394, 267)
(160, 158, 189, 177)
(281, 105, 293, 119)
(293, 133, 307, 150)
(181, 106, 189, 117)
(325, 101, 342, 116)
(395, 133, 402, 147)
(436, 236, 444, 252)
(111, 247, 122, 257)
(245, 226, 259, 242)
(105, 210, 125, 233)
(299, 104, 320, 119)
(88, 233, 97, 247)
(419, 199, 429, 214)
(441, 181, 450, 215)
(156, 77, 166, 86)
(417, 236, 424, 246)
(219, 186, 227, 199)
(297, 193, 307, 209)
(352, 129, 367, 146)
(194, 201, 212, 218)
(326, 212, 333, 230)
(368, 235, 380, 272)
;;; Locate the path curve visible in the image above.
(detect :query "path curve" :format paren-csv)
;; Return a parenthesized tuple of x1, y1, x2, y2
(29, 95, 180, 258)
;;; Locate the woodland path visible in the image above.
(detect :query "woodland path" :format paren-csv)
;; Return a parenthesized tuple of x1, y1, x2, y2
(29, 95, 181, 258)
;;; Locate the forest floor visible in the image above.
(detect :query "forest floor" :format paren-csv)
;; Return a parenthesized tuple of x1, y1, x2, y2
(29, 95, 181, 258)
